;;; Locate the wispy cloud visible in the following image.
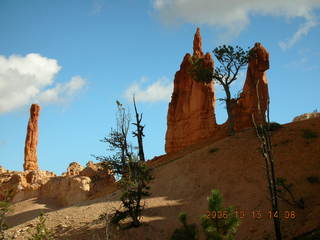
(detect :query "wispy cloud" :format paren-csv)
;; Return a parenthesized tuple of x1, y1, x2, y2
(153, 0, 320, 48)
(0, 53, 87, 114)
(91, 0, 105, 15)
(124, 77, 173, 102)
(284, 47, 319, 71)
(279, 14, 318, 50)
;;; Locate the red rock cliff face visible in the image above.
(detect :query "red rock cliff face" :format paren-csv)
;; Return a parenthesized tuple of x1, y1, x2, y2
(233, 42, 270, 130)
(24, 104, 40, 171)
(165, 28, 217, 153)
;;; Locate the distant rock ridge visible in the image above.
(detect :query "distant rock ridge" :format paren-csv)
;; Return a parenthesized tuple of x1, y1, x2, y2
(293, 112, 320, 122)
(165, 28, 270, 153)
(24, 104, 40, 171)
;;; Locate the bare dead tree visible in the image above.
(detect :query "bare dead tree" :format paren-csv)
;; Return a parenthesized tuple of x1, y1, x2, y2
(252, 79, 282, 240)
(97, 99, 152, 229)
(132, 95, 145, 162)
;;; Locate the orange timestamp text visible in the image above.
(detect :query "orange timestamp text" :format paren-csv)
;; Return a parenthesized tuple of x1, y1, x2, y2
(206, 210, 296, 220)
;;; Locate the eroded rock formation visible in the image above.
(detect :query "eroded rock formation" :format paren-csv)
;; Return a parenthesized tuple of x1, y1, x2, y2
(165, 29, 270, 154)
(233, 42, 270, 130)
(0, 161, 116, 206)
(165, 28, 217, 153)
(24, 104, 40, 171)
(0, 170, 55, 202)
(65, 162, 84, 176)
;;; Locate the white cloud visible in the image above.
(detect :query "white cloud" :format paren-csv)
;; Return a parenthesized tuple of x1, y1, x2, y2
(153, 0, 320, 48)
(124, 77, 173, 102)
(279, 14, 318, 50)
(37, 76, 87, 103)
(0, 53, 87, 114)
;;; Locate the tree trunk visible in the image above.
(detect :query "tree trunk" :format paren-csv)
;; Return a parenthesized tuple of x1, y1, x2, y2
(253, 93, 282, 240)
(133, 96, 145, 162)
(224, 86, 235, 135)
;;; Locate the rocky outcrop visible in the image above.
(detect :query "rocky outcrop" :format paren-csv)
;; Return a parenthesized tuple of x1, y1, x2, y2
(0, 170, 56, 202)
(40, 175, 91, 207)
(80, 161, 116, 199)
(24, 104, 40, 171)
(165, 28, 217, 153)
(293, 112, 320, 122)
(65, 162, 84, 176)
(0, 162, 116, 206)
(0, 166, 7, 174)
(233, 42, 270, 129)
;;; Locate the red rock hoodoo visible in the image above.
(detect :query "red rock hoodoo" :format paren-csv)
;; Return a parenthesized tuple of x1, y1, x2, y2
(24, 104, 40, 171)
(233, 42, 270, 129)
(165, 29, 270, 154)
(165, 28, 217, 153)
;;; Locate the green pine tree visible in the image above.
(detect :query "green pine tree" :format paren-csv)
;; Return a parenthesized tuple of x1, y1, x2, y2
(200, 189, 239, 240)
(27, 212, 53, 240)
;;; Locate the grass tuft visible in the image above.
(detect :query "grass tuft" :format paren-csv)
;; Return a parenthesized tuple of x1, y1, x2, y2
(302, 129, 318, 139)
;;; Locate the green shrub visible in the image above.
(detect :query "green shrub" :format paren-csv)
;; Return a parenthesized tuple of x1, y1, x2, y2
(0, 189, 14, 240)
(209, 148, 219, 153)
(111, 161, 153, 228)
(306, 176, 320, 184)
(171, 190, 240, 240)
(200, 189, 239, 240)
(268, 122, 283, 131)
(276, 177, 304, 209)
(170, 212, 198, 240)
(302, 129, 318, 139)
(27, 212, 53, 240)
(189, 56, 213, 84)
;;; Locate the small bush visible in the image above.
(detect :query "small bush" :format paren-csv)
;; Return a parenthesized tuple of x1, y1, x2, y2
(302, 129, 318, 139)
(170, 212, 198, 240)
(200, 189, 240, 240)
(276, 177, 304, 209)
(307, 176, 320, 184)
(268, 122, 283, 131)
(280, 139, 290, 145)
(0, 189, 14, 240)
(27, 212, 54, 240)
(111, 161, 153, 228)
(189, 56, 213, 84)
(209, 148, 219, 153)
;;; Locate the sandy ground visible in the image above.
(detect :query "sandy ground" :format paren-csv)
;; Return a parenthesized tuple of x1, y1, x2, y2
(4, 117, 320, 240)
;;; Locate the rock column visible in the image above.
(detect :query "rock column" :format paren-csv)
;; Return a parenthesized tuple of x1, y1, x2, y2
(233, 42, 270, 130)
(24, 104, 40, 171)
(165, 28, 217, 153)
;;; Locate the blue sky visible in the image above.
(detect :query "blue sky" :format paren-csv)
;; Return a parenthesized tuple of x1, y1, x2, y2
(1, 0, 319, 174)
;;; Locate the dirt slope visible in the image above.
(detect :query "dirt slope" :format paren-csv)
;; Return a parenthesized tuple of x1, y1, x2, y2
(5, 118, 320, 240)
